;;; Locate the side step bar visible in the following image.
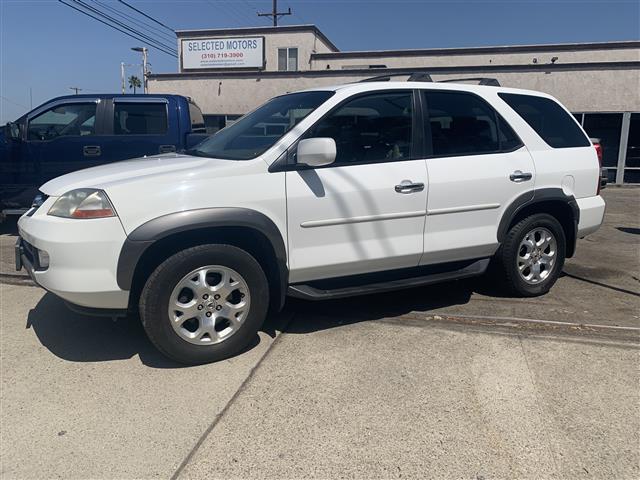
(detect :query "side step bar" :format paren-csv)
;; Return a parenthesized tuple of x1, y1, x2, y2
(287, 258, 490, 301)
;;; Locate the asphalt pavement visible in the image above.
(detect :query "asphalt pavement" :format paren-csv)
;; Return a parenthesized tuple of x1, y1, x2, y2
(1, 187, 638, 479)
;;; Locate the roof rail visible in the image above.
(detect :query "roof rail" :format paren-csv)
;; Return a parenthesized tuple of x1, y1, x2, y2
(359, 72, 433, 83)
(439, 77, 501, 86)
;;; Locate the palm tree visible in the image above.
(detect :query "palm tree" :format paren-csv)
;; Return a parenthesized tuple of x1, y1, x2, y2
(128, 75, 142, 94)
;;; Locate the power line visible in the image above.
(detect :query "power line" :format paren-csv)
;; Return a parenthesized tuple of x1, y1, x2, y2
(71, 0, 177, 54)
(117, 0, 175, 34)
(91, 0, 176, 43)
(0, 95, 28, 109)
(58, 0, 177, 58)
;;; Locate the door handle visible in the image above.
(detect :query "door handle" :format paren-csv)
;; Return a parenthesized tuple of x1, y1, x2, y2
(509, 170, 532, 182)
(83, 145, 101, 157)
(395, 181, 425, 194)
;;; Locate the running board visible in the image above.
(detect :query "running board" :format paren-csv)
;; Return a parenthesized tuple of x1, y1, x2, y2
(287, 258, 490, 301)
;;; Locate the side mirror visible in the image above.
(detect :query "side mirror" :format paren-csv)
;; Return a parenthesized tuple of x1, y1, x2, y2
(297, 138, 336, 167)
(5, 122, 21, 141)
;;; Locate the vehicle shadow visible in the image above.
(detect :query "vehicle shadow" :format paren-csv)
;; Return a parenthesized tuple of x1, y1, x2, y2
(285, 278, 482, 334)
(26, 293, 263, 368)
(27, 277, 496, 366)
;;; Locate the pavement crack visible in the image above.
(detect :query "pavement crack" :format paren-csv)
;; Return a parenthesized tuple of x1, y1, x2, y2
(170, 312, 294, 480)
(517, 335, 562, 477)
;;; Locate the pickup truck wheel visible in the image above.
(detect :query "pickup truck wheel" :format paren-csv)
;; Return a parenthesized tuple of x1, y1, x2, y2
(496, 213, 566, 297)
(139, 244, 269, 365)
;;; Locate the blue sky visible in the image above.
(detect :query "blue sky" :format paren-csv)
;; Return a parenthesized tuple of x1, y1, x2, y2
(1, 0, 639, 123)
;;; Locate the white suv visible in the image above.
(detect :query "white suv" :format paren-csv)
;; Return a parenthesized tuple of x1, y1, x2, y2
(16, 77, 606, 364)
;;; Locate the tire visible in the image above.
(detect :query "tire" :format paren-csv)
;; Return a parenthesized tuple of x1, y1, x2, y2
(139, 244, 269, 365)
(494, 213, 566, 297)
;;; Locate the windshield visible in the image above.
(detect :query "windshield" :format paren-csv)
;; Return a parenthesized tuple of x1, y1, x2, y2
(188, 90, 335, 160)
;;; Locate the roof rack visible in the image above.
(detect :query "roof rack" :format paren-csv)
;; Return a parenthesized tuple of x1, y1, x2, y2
(439, 77, 501, 86)
(359, 72, 433, 83)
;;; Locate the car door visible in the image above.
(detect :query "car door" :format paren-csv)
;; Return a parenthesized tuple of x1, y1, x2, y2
(99, 97, 179, 162)
(420, 90, 535, 265)
(286, 90, 428, 283)
(24, 97, 104, 188)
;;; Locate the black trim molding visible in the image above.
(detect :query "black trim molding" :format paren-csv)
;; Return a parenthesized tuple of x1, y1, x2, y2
(116, 208, 289, 307)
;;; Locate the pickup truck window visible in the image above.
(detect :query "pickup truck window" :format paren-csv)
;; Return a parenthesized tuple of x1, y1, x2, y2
(187, 90, 334, 160)
(189, 102, 207, 133)
(114, 103, 168, 135)
(27, 103, 97, 141)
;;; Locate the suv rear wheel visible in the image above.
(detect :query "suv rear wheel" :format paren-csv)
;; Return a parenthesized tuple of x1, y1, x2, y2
(495, 213, 566, 297)
(139, 244, 269, 365)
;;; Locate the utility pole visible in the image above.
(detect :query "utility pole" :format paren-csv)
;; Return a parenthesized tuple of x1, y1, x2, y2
(69, 87, 82, 95)
(258, 0, 291, 26)
(131, 47, 149, 94)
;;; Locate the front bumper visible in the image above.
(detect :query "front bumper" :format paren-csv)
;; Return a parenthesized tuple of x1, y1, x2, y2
(17, 200, 130, 309)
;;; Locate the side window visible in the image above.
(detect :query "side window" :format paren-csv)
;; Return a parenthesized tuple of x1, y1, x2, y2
(306, 91, 414, 165)
(113, 102, 168, 135)
(498, 92, 590, 148)
(27, 102, 97, 141)
(426, 91, 503, 157)
(188, 102, 206, 133)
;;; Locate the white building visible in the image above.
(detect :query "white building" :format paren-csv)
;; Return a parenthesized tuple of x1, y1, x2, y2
(148, 25, 640, 184)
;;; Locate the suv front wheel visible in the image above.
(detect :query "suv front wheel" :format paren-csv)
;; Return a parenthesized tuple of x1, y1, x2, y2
(139, 244, 269, 365)
(495, 213, 566, 297)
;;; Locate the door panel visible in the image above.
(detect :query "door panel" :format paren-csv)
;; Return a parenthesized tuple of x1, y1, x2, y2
(421, 148, 535, 264)
(420, 90, 535, 264)
(287, 160, 428, 283)
(286, 89, 427, 283)
(99, 98, 178, 163)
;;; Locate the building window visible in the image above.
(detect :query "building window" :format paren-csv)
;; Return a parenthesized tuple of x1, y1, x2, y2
(624, 113, 640, 184)
(278, 47, 298, 71)
(582, 113, 623, 183)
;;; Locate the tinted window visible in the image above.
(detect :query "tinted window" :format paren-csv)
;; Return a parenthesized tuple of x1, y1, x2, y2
(306, 91, 413, 164)
(499, 92, 590, 148)
(426, 91, 520, 156)
(189, 102, 206, 133)
(188, 91, 334, 160)
(28, 102, 97, 141)
(114, 103, 167, 135)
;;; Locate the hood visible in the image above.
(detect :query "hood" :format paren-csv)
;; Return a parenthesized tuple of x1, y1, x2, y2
(41, 153, 221, 196)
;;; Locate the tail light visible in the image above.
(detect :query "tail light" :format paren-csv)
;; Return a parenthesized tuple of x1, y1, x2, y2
(593, 142, 603, 194)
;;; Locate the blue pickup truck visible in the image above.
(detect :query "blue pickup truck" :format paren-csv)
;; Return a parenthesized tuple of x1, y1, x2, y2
(0, 94, 209, 216)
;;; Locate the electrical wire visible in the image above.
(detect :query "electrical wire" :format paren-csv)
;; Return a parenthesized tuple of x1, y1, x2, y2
(71, 0, 177, 54)
(90, 0, 177, 43)
(116, 0, 175, 34)
(58, 0, 178, 58)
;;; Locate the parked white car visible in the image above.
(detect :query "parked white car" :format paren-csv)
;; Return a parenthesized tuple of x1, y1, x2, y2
(16, 76, 605, 364)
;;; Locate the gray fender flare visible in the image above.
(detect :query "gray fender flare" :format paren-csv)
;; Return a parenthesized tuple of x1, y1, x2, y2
(116, 208, 288, 307)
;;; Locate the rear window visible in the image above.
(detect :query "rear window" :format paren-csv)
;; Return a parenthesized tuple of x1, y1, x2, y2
(498, 92, 590, 148)
(114, 103, 168, 135)
(188, 101, 206, 133)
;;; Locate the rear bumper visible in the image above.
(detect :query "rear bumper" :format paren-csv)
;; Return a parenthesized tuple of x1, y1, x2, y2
(576, 195, 606, 238)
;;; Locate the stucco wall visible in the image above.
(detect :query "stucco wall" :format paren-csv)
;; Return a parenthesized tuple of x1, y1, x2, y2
(311, 47, 640, 70)
(149, 67, 640, 114)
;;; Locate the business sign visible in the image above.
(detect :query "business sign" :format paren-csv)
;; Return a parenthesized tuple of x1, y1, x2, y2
(181, 36, 264, 70)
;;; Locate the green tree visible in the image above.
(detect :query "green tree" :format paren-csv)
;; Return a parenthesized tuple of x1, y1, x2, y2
(128, 75, 142, 94)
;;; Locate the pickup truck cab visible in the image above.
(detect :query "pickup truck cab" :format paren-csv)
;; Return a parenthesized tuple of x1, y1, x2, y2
(1, 94, 207, 216)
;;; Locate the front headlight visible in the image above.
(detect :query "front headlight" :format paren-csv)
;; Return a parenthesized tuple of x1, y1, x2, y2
(48, 189, 117, 219)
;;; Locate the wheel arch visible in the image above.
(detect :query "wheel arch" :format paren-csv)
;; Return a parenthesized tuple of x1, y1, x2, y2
(117, 208, 288, 312)
(498, 188, 579, 258)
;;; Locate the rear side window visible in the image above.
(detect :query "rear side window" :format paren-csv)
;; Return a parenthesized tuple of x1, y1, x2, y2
(498, 93, 590, 148)
(114, 102, 168, 135)
(188, 102, 206, 133)
(425, 91, 522, 157)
